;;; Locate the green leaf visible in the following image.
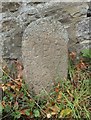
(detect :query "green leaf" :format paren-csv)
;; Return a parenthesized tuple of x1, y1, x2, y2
(14, 111, 21, 119)
(3, 96, 7, 101)
(2, 75, 8, 81)
(4, 105, 11, 112)
(10, 96, 13, 101)
(33, 109, 40, 117)
(29, 101, 35, 108)
(25, 109, 30, 116)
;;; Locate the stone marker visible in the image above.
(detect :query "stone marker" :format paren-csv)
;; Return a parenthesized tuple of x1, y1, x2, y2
(22, 18, 69, 95)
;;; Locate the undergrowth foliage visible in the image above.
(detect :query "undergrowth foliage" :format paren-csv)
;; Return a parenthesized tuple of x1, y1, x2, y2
(0, 49, 91, 119)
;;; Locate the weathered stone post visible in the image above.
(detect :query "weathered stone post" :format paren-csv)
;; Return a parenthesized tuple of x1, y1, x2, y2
(22, 17, 69, 95)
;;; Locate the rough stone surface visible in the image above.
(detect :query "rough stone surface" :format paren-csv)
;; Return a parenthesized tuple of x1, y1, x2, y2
(0, 2, 89, 62)
(2, 2, 21, 12)
(75, 18, 91, 53)
(0, 2, 90, 94)
(22, 18, 68, 94)
(76, 18, 89, 41)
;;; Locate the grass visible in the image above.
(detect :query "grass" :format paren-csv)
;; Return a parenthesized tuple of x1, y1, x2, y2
(0, 49, 91, 119)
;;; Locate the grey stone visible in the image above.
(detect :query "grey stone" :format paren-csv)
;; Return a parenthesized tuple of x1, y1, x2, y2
(0, 2, 89, 87)
(1, 2, 88, 62)
(22, 18, 69, 95)
(75, 18, 90, 54)
(2, 2, 21, 12)
(2, 19, 17, 32)
(1, 18, 22, 59)
(76, 18, 89, 41)
(3, 31, 22, 59)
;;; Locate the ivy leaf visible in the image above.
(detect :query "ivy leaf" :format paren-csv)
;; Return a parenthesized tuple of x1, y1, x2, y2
(33, 109, 40, 117)
(29, 101, 35, 108)
(4, 105, 11, 112)
(13, 111, 21, 119)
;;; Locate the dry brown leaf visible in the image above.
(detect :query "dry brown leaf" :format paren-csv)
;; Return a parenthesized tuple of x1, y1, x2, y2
(2, 101, 6, 107)
(69, 52, 76, 60)
(49, 105, 60, 115)
(20, 109, 27, 115)
(20, 109, 32, 116)
(76, 60, 87, 70)
(57, 91, 62, 102)
(55, 87, 59, 92)
(6, 83, 12, 87)
(11, 85, 16, 90)
(15, 86, 21, 91)
(2, 85, 7, 91)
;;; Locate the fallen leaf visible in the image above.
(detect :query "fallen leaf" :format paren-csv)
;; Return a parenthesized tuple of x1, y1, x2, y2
(20, 109, 26, 115)
(49, 105, 60, 115)
(6, 83, 13, 87)
(1, 85, 7, 91)
(55, 88, 59, 92)
(1, 101, 6, 107)
(11, 85, 16, 90)
(57, 91, 62, 102)
(60, 108, 72, 118)
(15, 87, 20, 91)
(76, 60, 87, 70)
(20, 109, 32, 116)
(69, 52, 76, 60)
